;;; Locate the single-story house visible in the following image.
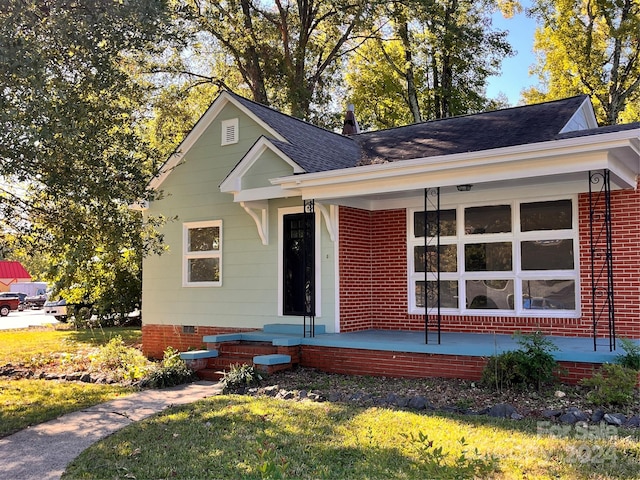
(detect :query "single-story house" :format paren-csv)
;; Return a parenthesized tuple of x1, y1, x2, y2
(139, 91, 640, 382)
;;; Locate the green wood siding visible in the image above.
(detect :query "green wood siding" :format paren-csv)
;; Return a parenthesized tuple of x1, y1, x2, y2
(242, 151, 294, 189)
(142, 103, 336, 332)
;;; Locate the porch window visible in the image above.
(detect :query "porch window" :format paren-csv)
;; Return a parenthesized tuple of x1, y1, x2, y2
(183, 220, 222, 287)
(408, 197, 578, 316)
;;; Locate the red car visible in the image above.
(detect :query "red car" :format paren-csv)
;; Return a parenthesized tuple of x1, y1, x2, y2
(0, 294, 21, 316)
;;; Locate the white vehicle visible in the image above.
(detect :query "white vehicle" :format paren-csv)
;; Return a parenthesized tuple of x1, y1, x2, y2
(44, 299, 67, 322)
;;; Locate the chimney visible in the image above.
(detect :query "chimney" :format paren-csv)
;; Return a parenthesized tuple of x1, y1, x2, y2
(341, 103, 360, 135)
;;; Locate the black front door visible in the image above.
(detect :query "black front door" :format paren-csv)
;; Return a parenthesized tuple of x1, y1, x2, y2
(283, 213, 315, 316)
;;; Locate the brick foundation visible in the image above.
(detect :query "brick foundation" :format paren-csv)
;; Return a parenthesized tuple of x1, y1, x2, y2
(142, 324, 258, 359)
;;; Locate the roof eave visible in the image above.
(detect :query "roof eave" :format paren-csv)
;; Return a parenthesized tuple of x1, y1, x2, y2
(272, 129, 640, 199)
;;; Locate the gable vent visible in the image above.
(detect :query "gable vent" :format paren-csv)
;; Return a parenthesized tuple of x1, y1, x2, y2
(221, 118, 239, 146)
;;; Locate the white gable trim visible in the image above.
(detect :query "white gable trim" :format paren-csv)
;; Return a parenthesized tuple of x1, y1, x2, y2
(560, 96, 599, 133)
(148, 91, 287, 191)
(219, 136, 305, 195)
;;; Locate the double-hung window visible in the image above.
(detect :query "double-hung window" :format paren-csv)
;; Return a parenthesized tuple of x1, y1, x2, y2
(408, 197, 578, 316)
(183, 220, 222, 287)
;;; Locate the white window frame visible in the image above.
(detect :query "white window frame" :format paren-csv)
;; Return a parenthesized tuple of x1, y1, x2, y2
(407, 195, 580, 317)
(221, 118, 239, 146)
(277, 206, 322, 317)
(183, 220, 222, 287)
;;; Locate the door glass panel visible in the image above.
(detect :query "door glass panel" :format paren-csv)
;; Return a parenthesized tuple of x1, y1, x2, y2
(465, 242, 512, 271)
(522, 279, 575, 310)
(521, 240, 574, 270)
(466, 279, 514, 309)
(521, 200, 572, 231)
(283, 213, 314, 316)
(465, 205, 511, 234)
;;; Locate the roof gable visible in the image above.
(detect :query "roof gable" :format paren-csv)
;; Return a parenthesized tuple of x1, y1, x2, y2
(220, 137, 304, 201)
(148, 91, 287, 191)
(227, 93, 361, 173)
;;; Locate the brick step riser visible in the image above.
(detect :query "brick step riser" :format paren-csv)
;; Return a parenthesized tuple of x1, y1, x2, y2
(196, 369, 224, 381)
(215, 344, 279, 357)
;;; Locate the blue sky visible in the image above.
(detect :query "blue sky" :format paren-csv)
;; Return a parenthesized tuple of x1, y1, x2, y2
(486, 3, 540, 105)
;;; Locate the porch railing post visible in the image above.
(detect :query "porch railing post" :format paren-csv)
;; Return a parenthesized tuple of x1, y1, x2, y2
(588, 170, 615, 351)
(424, 187, 441, 345)
(303, 199, 315, 338)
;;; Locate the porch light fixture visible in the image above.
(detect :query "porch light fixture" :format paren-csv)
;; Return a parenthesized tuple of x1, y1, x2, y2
(456, 184, 473, 192)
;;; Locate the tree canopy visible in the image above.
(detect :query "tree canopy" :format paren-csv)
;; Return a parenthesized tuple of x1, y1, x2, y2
(345, 0, 514, 129)
(526, 0, 640, 125)
(0, 0, 171, 316)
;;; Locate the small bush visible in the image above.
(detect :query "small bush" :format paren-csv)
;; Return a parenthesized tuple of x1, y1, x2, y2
(139, 347, 197, 389)
(616, 337, 640, 371)
(482, 331, 559, 391)
(221, 363, 263, 394)
(581, 363, 638, 406)
(89, 336, 152, 382)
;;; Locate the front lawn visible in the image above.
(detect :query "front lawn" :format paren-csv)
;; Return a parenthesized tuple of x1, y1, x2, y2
(64, 395, 640, 479)
(0, 379, 131, 437)
(0, 326, 140, 437)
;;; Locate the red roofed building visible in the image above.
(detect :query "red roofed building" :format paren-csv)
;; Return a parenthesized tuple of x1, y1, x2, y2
(0, 261, 31, 291)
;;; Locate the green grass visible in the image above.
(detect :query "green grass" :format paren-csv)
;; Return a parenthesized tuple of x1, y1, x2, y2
(0, 326, 140, 437)
(64, 396, 640, 479)
(0, 379, 132, 437)
(0, 326, 142, 366)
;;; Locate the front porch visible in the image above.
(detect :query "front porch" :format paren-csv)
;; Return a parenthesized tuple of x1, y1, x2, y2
(186, 324, 624, 384)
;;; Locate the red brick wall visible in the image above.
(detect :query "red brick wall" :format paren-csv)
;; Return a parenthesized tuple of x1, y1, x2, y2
(338, 207, 374, 331)
(578, 188, 640, 339)
(338, 188, 640, 340)
(300, 345, 600, 384)
(300, 345, 486, 380)
(142, 324, 257, 359)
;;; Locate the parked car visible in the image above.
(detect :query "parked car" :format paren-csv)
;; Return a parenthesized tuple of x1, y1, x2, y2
(0, 292, 27, 311)
(43, 298, 67, 322)
(0, 295, 21, 316)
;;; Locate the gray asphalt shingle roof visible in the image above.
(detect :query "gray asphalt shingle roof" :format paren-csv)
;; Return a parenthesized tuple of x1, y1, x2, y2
(352, 95, 590, 165)
(232, 93, 626, 173)
(230, 93, 360, 173)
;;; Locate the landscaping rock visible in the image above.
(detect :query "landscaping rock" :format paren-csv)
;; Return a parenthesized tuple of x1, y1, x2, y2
(591, 409, 605, 423)
(604, 413, 626, 426)
(543, 409, 562, 418)
(625, 416, 640, 428)
(559, 412, 579, 424)
(262, 385, 279, 396)
(407, 395, 430, 410)
(487, 404, 518, 419)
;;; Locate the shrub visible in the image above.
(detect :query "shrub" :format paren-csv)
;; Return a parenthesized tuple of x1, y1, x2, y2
(482, 331, 559, 391)
(221, 363, 263, 394)
(139, 347, 197, 389)
(89, 336, 152, 382)
(616, 337, 640, 371)
(581, 363, 638, 406)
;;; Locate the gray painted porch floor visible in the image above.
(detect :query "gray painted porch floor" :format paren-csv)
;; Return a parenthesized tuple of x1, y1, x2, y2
(245, 327, 627, 364)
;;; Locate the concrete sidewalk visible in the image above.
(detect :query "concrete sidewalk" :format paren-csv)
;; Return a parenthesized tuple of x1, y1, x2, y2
(0, 381, 223, 480)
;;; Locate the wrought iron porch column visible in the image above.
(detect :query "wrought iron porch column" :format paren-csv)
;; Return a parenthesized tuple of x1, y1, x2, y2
(588, 170, 615, 351)
(424, 187, 441, 344)
(303, 199, 316, 338)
